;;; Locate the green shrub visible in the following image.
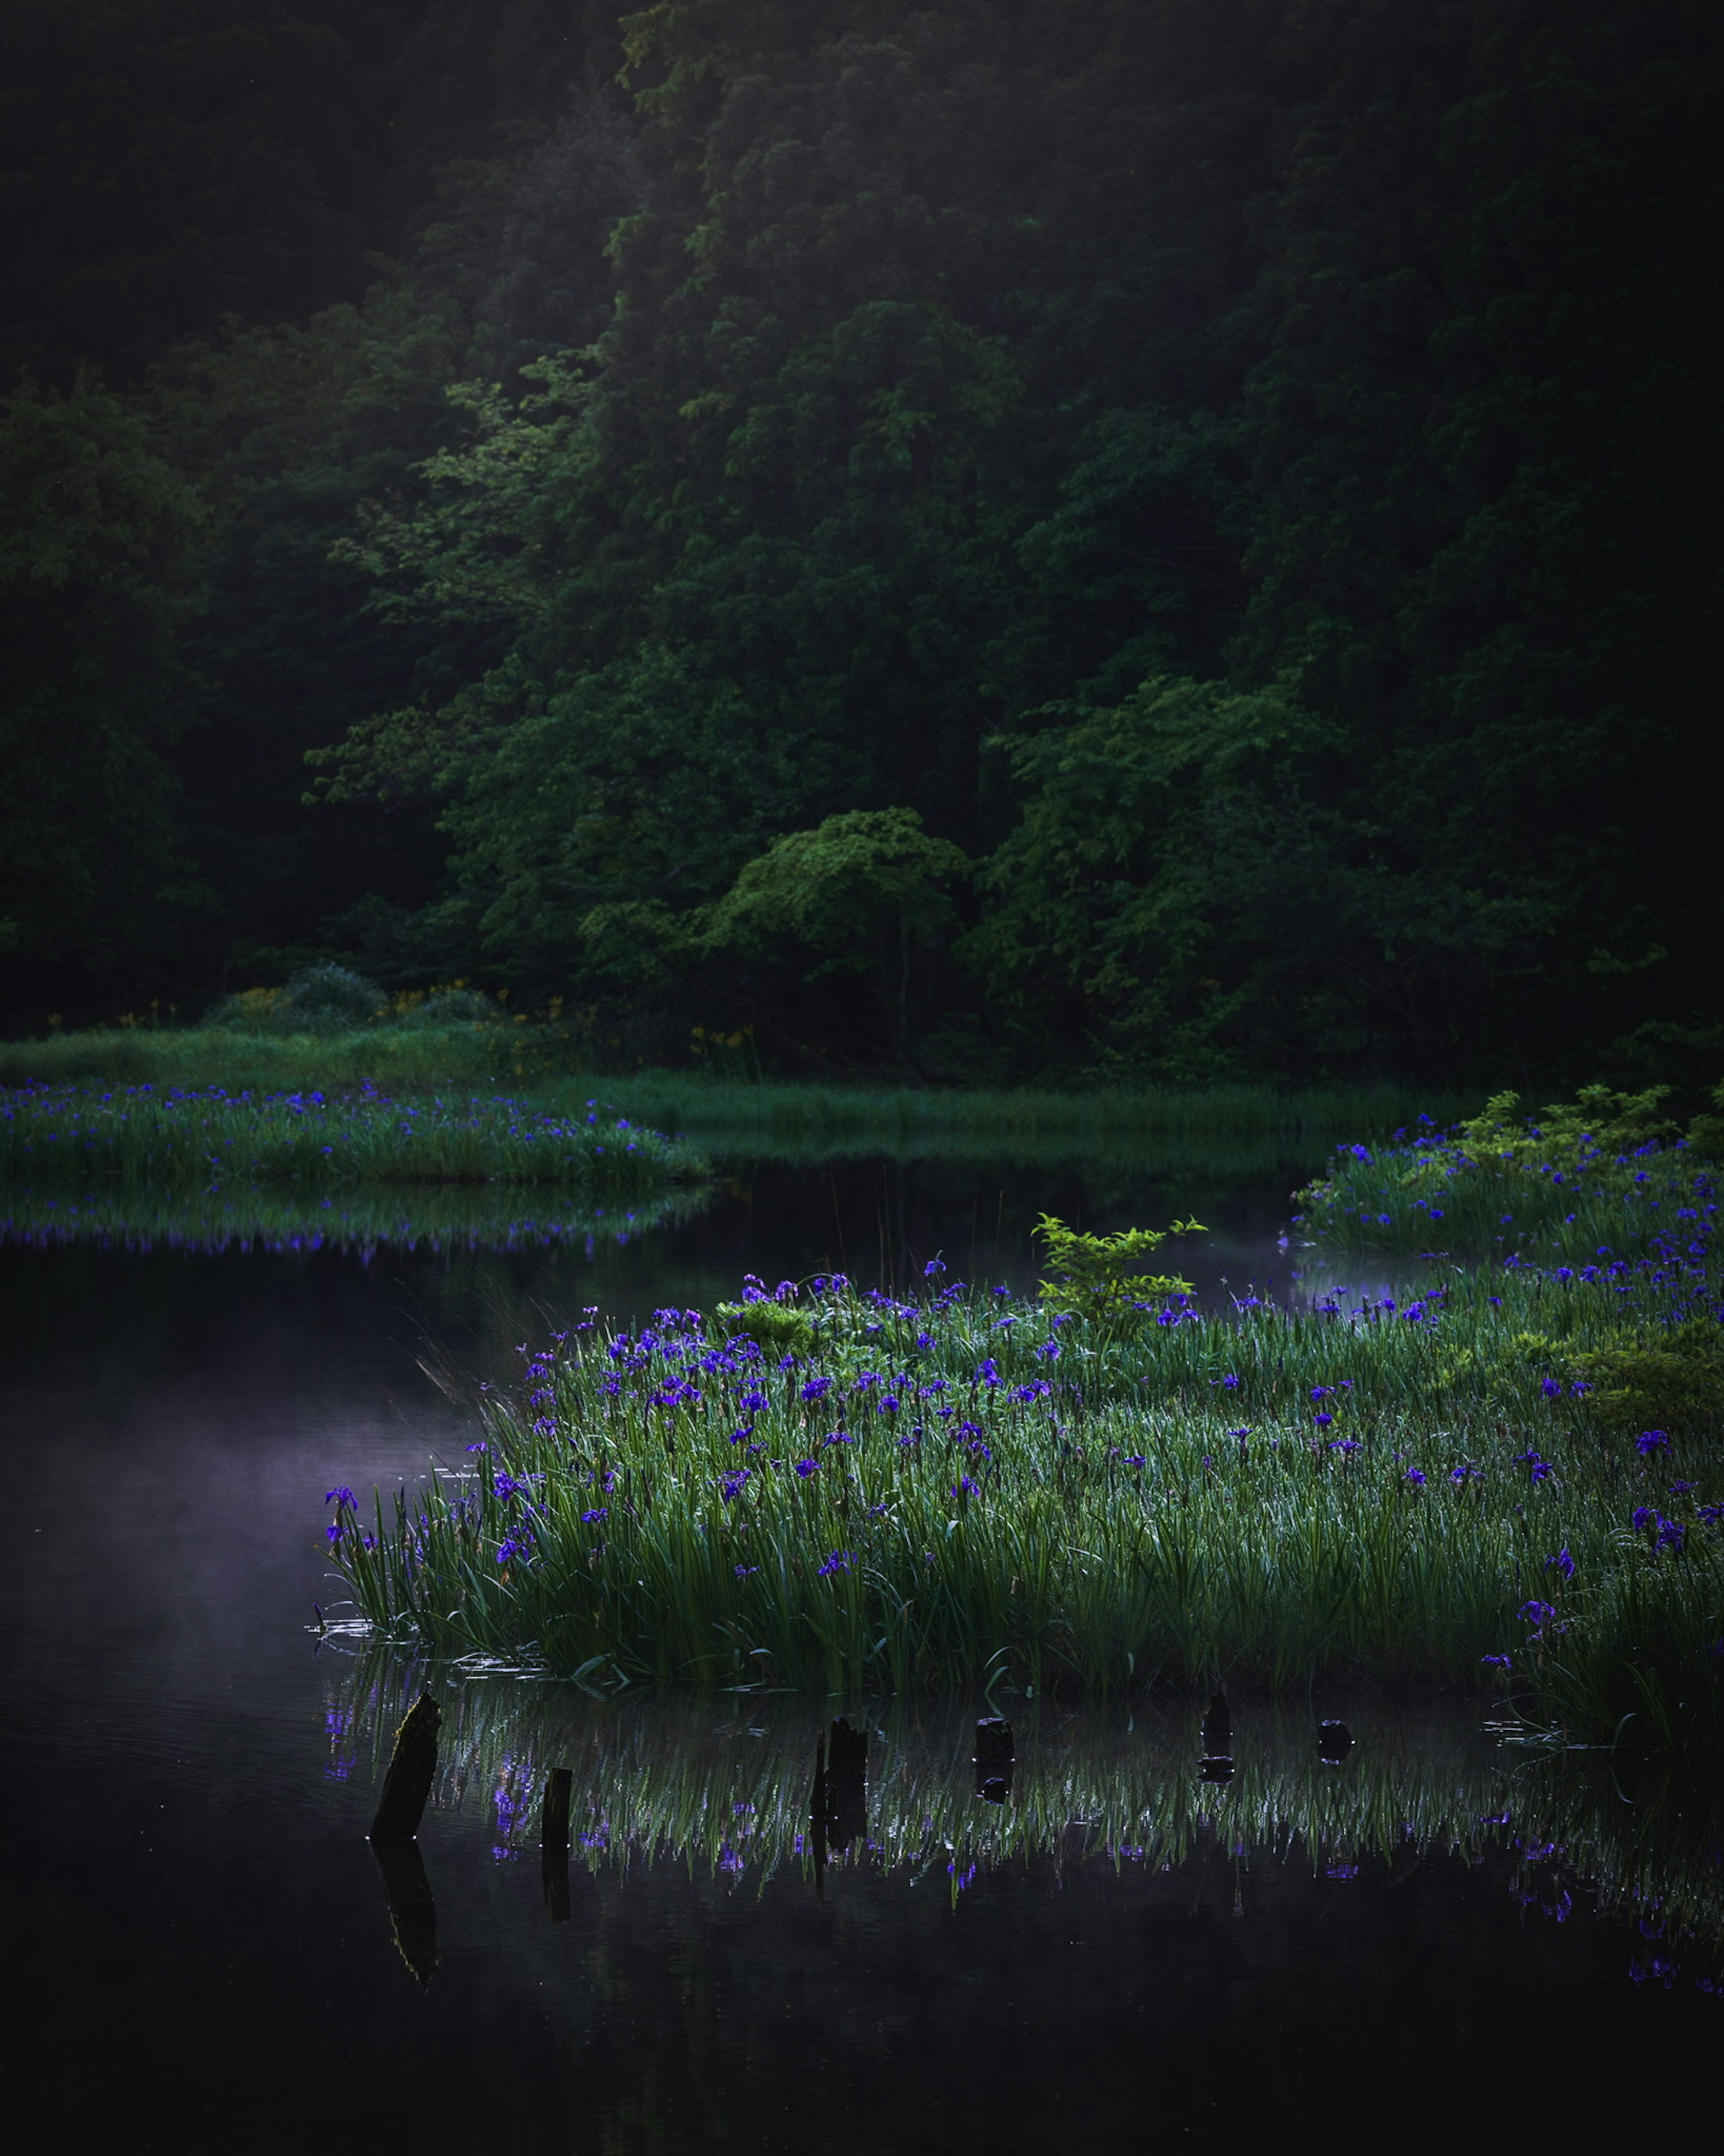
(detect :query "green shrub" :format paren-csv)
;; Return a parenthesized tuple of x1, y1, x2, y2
(205, 963, 387, 1034)
(711, 1300, 817, 1357)
(1572, 1320, 1724, 1439)
(1033, 1212, 1203, 1323)
(390, 985, 495, 1027)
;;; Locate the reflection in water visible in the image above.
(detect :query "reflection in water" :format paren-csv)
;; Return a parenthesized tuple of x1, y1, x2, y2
(973, 1715, 1014, 1803)
(332, 1658, 1724, 1987)
(540, 1767, 574, 1923)
(0, 1145, 1317, 1307)
(370, 1839, 440, 1984)
(0, 1177, 708, 1257)
(1, 1205, 1715, 2153)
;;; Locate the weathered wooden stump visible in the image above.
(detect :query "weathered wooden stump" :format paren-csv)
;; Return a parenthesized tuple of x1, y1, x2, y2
(368, 1690, 440, 1842)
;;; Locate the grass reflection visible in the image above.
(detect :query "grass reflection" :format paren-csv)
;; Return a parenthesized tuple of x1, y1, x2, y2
(0, 1177, 708, 1254)
(330, 1655, 1723, 1981)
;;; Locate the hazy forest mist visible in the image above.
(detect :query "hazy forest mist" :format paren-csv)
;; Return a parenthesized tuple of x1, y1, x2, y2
(3, 0, 1718, 1092)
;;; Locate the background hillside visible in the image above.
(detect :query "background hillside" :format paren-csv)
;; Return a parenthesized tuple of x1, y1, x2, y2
(3, 0, 1718, 1090)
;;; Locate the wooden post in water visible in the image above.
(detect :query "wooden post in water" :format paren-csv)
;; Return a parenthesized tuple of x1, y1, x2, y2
(541, 1767, 574, 1924)
(368, 1690, 440, 1842)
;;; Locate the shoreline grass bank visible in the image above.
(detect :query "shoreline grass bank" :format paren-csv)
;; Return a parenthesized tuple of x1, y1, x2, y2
(0, 1080, 704, 1196)
(329, 1093, 1722, 1748)
(0, 1019, 1478, 1161)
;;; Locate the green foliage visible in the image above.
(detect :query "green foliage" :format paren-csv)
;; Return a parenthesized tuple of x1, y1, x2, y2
(150, 280, 475, 991)
(1299, 1078, 1721, 1255)
(5, 2, 1720, 1085)
(1032, 1213, 1203, 1323)
(710, 1300, 816, 1358)
(1687, 1083, 1724, 1163)
(0, 1082, 704, 1195)
(204, 963, 387, 1034)
(390, 985, 496, 1028)
(697, 809, 972, 1065)
(329, 1160, 1724, 1734)
(1454, 1085, 1679, 1174)
(702, 810, 970, 966)
(1570, 1323, 1724, 1440)
(0, 371, 210, 992)
(967, 676, 1323, 1080)
(0, 1024, 509, 1093)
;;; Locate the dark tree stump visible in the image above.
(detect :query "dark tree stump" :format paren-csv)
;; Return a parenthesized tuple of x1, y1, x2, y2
(368, 1690, 440, 1842)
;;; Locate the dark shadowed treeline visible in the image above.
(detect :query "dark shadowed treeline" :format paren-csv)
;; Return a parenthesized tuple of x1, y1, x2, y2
(3, 1, 1718, 1090)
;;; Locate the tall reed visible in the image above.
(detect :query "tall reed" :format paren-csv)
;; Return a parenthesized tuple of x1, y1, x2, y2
(328, 1122, 1721, 1741)
(0, 1080, 704, 1194)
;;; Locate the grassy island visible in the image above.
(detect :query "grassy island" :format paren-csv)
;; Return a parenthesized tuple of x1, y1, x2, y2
(328, 1086, 1723, 1753)
(0, 1080, 704, 1197)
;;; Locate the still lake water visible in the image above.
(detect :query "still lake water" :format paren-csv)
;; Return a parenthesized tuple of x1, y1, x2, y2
(2, 1152, 1714, 2151)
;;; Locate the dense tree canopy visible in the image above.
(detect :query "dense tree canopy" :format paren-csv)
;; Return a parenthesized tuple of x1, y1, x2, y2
(2, 0, 1718, 1082)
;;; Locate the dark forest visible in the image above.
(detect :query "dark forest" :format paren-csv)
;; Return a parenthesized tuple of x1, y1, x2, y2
(4, 0, 1719, 1089)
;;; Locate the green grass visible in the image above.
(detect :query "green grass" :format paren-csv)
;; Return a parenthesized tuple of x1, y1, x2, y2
(0, 1023, 519, 1093)
(0, 1021, 1478, 1163)
(331, 1669, 1724, 1968)
(330, 1107, 1723, 1746)
(0, 1080, 704, 1195)
(581, 1074, 1484, 1162)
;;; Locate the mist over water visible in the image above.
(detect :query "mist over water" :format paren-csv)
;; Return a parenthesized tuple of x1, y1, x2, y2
(1, 1154, 1713, 2149)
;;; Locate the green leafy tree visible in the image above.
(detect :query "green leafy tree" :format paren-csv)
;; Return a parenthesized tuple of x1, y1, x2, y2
(966, 675, 1330, 1080)
(695, 807, 972, 1068)
(0, 372, 210, 1001)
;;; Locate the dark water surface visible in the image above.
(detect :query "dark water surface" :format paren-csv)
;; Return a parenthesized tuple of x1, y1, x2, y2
(1, 1157, 1713, 2151)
